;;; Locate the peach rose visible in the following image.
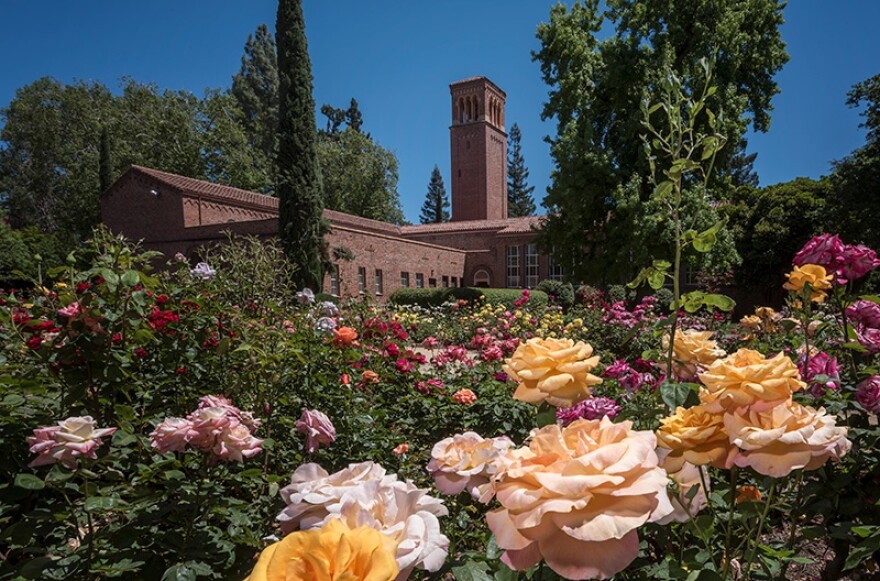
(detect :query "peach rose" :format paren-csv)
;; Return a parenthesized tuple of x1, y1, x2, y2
(656, 404, 734, 468)
(332, 326, 358, 347)
(724, 400, 851, 478)
(452, 388, 477, 404)
(426, 432, 512, 500)
(487, 418, 673, 580)
(655, 450, 709, 525)
(244, 519, 398, 581)
(784, 264, 833, 303)
(502, 338, 602, 407)
(740, 315, 762, 329)
(662, 329, 726, 382)
(699, 349, 805, 413)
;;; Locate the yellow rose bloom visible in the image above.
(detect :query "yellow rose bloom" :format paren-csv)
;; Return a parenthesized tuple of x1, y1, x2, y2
(502, 337, 602, 407)
(739, 315, 761, 329)
(245, 519, 398, 581)
(656, 404, 733, 468)
(699, 349, 805, 413)
(662, 329, 726, 382)
(783, 264, 832, 303)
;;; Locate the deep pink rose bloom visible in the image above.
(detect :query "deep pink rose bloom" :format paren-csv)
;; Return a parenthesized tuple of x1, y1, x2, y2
(28, 416, 116, 469)
(296, 409, 336, 453)
(793, 234, 846, 270)
(799, 352, 841, 397)
(847, 300, 880, 328)
(556, 397, 622, 426)
(150, 417, 197, 453)
(856, 327, 880, 354)
(481, 345, 504, 362)
(856, 376, 880, 413)
(840, 245, 880, 282)
(604, 359, 633, 379)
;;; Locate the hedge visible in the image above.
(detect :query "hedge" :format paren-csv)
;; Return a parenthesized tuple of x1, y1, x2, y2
(389, 287, 548, 309)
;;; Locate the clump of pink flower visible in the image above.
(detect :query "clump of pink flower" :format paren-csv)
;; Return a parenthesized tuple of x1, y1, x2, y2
(432, 345, 474, 368)
(602, 296, 659, 328)
(799, 352, 841, 397)
(150, 395, 262, 462)
(847, 300, 880, 353)
(856, 376, 880, 413)
(794, 233, 880, 285)
(556, 397, 622, 425)
(513, 289, 530, 308)
(295, 409, 336, 453)
(28, 416, 117, 469)
(603, 359, 662, 392)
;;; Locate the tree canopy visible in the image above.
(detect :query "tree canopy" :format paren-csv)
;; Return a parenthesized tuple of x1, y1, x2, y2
(507, 123, 536, 217)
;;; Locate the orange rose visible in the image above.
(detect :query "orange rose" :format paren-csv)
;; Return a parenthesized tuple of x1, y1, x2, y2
(487, 418, 673, 580)
(699, 349, 805, 413)
(784, 264, 833, 303)
(332, 326, 358, 346)
(452, 389, 477, 405)
(662, 329, 726, 381)
(656, 404, 734, 468)
(360, 370, 379, 385)
(502, 338, 602, 407)
(724, 400, 851, 478)
(736, 485, 762, 504)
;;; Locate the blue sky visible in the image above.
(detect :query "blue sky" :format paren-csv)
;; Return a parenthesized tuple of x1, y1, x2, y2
(1, 1, 878, 223)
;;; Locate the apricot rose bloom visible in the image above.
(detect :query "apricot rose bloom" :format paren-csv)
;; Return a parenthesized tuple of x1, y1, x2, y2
(486, 418, 673, 580)
(244, 519, 398, 581)
(662, 329, 726, 381)
(426, 432, 512, 500)
(332, 326, 358, 347)
(699, 349, 805, 413)
(784, 264, 833, 302)
(656, 404, 733, 468)
(724, 400, 851, 478)
(502, 338, 602, 407)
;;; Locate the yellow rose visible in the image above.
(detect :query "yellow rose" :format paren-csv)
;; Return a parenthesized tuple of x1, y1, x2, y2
(783, 264, 832, 302)
(724, 400, 851, 478)
(740, 315, 761, 329)
(699, 349, 805, 413)
(502, 338, 602, 407)
(662, 329, 726, 382)
(656, 404, 733, 468)
(487, 418, 673, 580)
(245, 519, 398, 581)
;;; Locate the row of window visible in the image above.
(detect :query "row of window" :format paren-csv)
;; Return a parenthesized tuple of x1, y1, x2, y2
(327, 267, 461, 296)
(506, 244, 564, 288)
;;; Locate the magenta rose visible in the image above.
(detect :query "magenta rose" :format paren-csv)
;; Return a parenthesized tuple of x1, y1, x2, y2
(793, 234, 846, 271)
(799, 352, 841, 397)
(847, 300, 880, 328)
(840, 244, 880, 283)
(857, 376, 880, 413)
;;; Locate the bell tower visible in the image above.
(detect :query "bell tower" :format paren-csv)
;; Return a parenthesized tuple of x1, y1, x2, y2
(449, 77, 508, 222)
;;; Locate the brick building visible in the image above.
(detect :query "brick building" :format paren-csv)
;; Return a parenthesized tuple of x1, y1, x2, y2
(101, 77, 557, 301)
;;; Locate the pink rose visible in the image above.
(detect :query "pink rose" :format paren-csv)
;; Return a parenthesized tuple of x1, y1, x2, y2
(57, 302, 82, 318)
(213, 422, 263, 461)
(28, 416, 116, 469)
(847, 300, 880, 328)
(857, 376, 880, 413)
(188, 406, 233, 449)
(793, 234, 845, 271)
(150, 417, 197, 453)
(840, 244, 880, 282)
(296, 409, 336, 453)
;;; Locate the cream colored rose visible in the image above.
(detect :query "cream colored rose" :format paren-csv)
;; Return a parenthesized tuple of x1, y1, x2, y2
(699, 349, 805, 413)
(502, 338, 602, 407)
(656, 403, 734, 468)
(486, 418, 673, 580)
(662, 329, 726, 381)
(724, 400, 851, 478)
(655, 450, 710, 525)
(426, 432, 512, 501)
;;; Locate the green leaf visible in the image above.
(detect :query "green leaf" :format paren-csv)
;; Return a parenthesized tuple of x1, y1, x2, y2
(85, 496, 125, 511)
(14, 473, 45, 490)
(648, 270, 666, 290)
(660, 382, 699, 409)
(451, 561, 493, 581)
(703, 293, 735, 311)
(653, 180, 674, 199)
(121, 270, 140, 287)
(535, 403, 556, 428)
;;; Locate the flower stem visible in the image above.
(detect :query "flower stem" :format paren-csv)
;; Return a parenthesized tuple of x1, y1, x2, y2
(744, 479, 777, 580)
(722, 466, 738, 579)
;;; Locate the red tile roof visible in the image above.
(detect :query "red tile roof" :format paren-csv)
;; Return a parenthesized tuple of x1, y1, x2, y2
(401, 215, 542, 235)
(130, 166, 280, 213)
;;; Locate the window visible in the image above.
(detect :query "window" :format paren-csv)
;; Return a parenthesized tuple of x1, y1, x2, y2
(451, 276, 458, 287)
(684, 264, 699, 286)
(400, 272, 410, 288)
(549, 253, 564, 282)
(358, 267, 366, 294)
(415, 273, 424, 288)
(329, 265, 340, 296)
(473, 269, 490, 287)
(506, 246, 520, 288)
(429, 278, 437, 288)
(442, 276, 449, 288)
(526, 243, 539, 288)
(374, 269, 384, 295)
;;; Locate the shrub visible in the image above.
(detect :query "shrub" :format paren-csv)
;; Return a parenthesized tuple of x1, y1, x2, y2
(653, 287, 674, 310)
(536, 279, 575, 309)
(389, 287, 548, 309)
(606, 284, 631, 303)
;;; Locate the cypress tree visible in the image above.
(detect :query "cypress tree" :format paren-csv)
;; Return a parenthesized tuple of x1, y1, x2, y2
(506, 123, 536, 217)
(419, 165, 450, 224)
(99, 125, 113, 193)
(276, 0, 325, 289)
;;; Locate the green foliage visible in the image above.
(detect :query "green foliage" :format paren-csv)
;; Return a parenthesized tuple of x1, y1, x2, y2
(317, 127, 405, 224)
(276, 0, 325, 289)
(506, 123, 536, 218)
(389, 287, 549, 309)
(535, 280, 575, 309)
(533, 0, 787, 283)
(419, 165, 450, 224)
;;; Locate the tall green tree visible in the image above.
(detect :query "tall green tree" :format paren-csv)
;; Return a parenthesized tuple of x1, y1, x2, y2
(507, 123, 536, 217)
(318, 128, 405, 224)
(231, 24, 279, 168)
(99, 125, 114, 193)
(831, 73, 880, 248)
(419, 165, 450, 224)
(276, 0, 325, 289)
(533, 0, 788, 283)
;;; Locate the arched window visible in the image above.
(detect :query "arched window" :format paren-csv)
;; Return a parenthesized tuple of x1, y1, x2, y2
(473, 269, 491, 288)
(458, 98, 465, 123)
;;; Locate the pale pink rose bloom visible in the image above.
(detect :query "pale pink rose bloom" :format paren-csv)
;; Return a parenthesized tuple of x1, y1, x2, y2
(487, 418, 673, 580)
(187, 406, 233, 450)
(197, 394, 236, 409)
(212, 422, 263, 462)
(655, 449, 709, 525)
(57, 302, 82, 318)
(150, 417, 197, 453)
(724, 400, 851, 478)
(28, 416, 117, 469)
(277, 461, 398, 533)
(426, 432, 512, 500)
(196, 395, 262, 431)
(295, 409, 336, 453)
